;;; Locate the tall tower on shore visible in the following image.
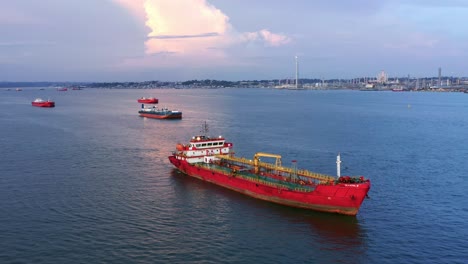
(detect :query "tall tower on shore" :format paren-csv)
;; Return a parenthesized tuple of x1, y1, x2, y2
(377, 70, 388, 83)
(295, 55, 299, 89)
(438, 67, 442, 87)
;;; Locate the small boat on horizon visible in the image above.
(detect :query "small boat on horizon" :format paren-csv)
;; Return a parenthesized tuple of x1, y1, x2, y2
(57, 87, 68, 91)
(392, 87, 405, 92)
(137, 97, 159, 104)
(32, 98, 55, 107)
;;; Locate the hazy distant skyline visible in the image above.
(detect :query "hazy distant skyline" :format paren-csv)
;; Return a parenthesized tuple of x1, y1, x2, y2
(1, 0, 467, 82)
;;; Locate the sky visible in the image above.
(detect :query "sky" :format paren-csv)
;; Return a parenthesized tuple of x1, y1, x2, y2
(1, 0, 468, 82)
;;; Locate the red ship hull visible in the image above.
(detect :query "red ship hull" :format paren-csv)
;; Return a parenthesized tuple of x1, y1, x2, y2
(169, 156, 370, 216)
(32, 101, 55, 107)
(139, 112, 182, 119)
(138, 98, 159, 104)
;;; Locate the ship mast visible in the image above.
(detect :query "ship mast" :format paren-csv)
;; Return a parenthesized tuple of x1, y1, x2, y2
(336, 153, 341, 178)
(200, 121, 209, 137)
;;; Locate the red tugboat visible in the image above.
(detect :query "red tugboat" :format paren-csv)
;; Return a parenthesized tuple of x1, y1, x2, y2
(137, 97, 159, 104)
(32, 98, 55, 107)
(169, 123, 370, 216)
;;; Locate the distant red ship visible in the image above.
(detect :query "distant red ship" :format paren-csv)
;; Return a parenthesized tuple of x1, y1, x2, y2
(169, 123, 370, 216)
(137, 97, 159, 104)
(32, 98, 55, 107)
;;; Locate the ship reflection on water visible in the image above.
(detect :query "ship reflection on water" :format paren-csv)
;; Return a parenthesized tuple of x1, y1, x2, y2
(254, 196, 366, 258)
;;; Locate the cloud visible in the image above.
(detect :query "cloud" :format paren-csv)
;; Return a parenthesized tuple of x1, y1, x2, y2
(149, 32, 219, 39)
(111, 0, 147, 24)
(112, 0, 291, 65)
(242, 29, 291, 47)
(141, 0, 233, 57)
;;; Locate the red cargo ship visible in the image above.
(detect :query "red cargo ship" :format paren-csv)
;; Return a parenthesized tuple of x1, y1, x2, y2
(137, 97, 159, 104)
(169, 123, 370, 216)
(32, 98, 55, 107)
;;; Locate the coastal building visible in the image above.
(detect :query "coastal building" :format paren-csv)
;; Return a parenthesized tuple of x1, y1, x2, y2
(377, 70, 388, 84)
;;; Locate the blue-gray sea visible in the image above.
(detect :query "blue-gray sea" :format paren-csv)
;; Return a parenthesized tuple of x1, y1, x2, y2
(1, 88, 467, 263)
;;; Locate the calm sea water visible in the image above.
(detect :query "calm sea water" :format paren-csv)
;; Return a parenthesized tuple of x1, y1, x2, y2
(1, 88, 467, 263)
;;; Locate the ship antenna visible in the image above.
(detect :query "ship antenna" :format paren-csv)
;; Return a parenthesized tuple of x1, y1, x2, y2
(336, 153, 341, 178)
(201, 121, 209, 136)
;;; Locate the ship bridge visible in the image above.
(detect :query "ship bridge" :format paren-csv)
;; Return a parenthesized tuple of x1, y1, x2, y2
(187, 135, 226, 150)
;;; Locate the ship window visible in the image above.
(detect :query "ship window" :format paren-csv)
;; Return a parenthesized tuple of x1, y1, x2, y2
(196, 144, 201, 147)
(202, 143, 206, 147)
(207, 143, 212, 146)
(214, 142, 219, 145)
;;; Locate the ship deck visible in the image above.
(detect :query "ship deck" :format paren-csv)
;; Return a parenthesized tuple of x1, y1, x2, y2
(194, 162, 316, 193)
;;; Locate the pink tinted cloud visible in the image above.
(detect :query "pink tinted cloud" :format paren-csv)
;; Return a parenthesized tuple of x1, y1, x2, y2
(142, 0, 233, 56)
(112, 0, 291, 65)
